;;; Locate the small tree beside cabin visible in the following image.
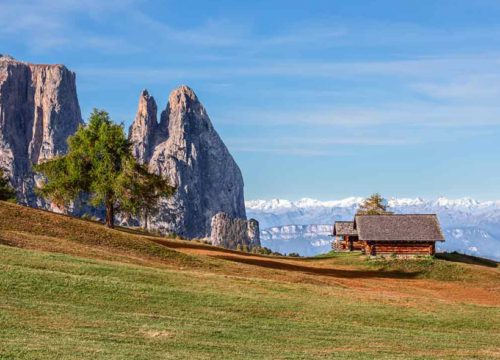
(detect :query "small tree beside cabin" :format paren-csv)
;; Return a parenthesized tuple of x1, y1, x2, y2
(34, 109, 175, 229)
(357, 193, 393, 215)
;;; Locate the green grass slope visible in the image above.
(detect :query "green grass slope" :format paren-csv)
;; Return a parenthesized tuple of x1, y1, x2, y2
(1, 202, 499, 359)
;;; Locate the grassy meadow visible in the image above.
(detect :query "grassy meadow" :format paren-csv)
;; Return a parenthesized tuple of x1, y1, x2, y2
(1, 202, 499, 359)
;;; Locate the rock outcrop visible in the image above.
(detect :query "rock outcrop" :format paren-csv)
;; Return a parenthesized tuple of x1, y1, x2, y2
(211, 212, 260, 249)
(0, 55, 83, 206)
(129, 86, 247, 239)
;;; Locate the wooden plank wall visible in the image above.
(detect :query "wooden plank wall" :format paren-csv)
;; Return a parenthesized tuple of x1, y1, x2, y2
(365, 241, 435, 256)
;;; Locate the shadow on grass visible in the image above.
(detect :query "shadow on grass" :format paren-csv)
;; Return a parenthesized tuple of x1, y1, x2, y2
(0, 236, 14, 247)
(153, 239, 420, 279)
(436, 252, 499, 268)
(151, 239, 270, 257)
(214, 255, 420, 280)
(117, 226, 162, 237)
(150, 238, 360, 262)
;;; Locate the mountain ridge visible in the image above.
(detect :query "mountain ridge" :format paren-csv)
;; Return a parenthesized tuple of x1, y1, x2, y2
(247, 196, 500, 211)
(128, 85, 249, 239)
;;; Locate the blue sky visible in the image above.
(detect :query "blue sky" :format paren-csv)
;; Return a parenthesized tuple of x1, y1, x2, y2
(2, 0, 500, 201)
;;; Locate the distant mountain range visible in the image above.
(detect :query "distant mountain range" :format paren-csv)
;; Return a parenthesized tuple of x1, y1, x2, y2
(246, 197, 500, 260)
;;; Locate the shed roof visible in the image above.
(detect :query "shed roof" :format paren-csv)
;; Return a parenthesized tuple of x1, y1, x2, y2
(333, 221, 358, 236)
(354, 214, 445, 242)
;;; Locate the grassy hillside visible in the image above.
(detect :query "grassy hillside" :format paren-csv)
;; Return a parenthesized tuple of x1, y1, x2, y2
(1, 202, 499, 359)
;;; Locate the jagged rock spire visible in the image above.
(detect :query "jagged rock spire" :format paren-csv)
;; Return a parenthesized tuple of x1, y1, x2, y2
(128, 89, 158, 164)
(130, 85, 247, 239)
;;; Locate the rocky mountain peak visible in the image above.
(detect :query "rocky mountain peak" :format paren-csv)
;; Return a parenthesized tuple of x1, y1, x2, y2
(0, 54, 16, 62)
(128, 89, 158, 164)
(168, 85, 203, 112)
(130, 85, 247, 239)
(159, 85, 208, 133)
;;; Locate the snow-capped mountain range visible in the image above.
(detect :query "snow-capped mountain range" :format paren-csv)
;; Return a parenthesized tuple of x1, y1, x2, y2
(246, 197, 500, 260)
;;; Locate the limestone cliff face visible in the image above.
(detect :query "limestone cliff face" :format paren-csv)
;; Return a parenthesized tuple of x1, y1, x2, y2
(129, 86, 247, 239)
(0, 55, 83, 206)
(211, 212, 260, 249)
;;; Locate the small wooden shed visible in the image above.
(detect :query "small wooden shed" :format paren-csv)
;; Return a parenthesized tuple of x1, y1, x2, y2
(331, 221, 362, 251)
(354, 214, 445, 256)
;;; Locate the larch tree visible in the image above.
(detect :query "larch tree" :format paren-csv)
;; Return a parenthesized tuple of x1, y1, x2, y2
(357, 193, 394, 215)
(0, 169, 16, 203)
(117, 162, 176, 231)
(34, 109, 175, 228)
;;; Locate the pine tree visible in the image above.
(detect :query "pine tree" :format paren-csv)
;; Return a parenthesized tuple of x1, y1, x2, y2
(0, 169, 16, 203)
(117, 162, 176, 230)
(34, 109, 175, 228)
(357, 193, 393, 215)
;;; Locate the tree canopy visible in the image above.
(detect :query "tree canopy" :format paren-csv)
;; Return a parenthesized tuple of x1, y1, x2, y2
(0, 169, 16, 203)
(117, 162, 176, 230)
(357, 193, 393, 215)
(34, 109, 175, 228)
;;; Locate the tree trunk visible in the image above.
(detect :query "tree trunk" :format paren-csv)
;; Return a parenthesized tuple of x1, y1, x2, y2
(144, 210, 149, 231)
(105, 203, 115, 229)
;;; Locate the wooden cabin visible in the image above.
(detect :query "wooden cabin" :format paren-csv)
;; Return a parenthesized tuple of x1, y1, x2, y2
(354, 214, 445, 256)
(331, 221, 363, 251)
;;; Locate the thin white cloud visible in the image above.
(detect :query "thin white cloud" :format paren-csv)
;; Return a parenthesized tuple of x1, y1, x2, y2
(216, 101, 500, 128)
(229, 147, 331, 156)
(226, 136, 421, 146)
(82, 37, 143, 54)
(4, 0, 500, 58)
(0, 0, 142, 53)
(328, 21, 500, 47)
(411, 74, 500, 101)
(75, 53, 500, 82)
(131, 12, 251, 47)
(262, 24, 347, 45)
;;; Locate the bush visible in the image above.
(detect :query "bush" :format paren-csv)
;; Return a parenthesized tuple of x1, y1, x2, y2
(81, 214, 101, 222)
(251, 247, 277, 255)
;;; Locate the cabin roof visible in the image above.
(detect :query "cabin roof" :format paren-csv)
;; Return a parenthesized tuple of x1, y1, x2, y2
(333, 221, 357, 236)
(354, 214, 445, 242)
